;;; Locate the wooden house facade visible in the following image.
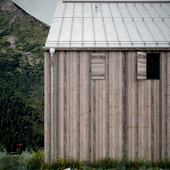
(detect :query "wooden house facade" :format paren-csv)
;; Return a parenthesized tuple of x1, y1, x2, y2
(44, 0, 170, 164)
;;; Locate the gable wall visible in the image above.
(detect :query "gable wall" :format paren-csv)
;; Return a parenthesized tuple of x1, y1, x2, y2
(44, 50, 170, 163)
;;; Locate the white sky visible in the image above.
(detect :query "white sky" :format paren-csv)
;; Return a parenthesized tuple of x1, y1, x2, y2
(12, 0, 61, 25)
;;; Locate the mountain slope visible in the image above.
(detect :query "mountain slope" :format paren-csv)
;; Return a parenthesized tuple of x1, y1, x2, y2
(0, 0, 49, 152)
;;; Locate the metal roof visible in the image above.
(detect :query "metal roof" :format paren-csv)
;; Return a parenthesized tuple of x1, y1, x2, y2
(45, 1, 170, 48)
(64, 0, 170, 2)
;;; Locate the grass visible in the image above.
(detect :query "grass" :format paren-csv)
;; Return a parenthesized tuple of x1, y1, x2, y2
(0, 146, 170, 170)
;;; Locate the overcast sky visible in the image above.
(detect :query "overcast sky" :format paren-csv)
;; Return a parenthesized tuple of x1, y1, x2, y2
(12, 0, 61, 26)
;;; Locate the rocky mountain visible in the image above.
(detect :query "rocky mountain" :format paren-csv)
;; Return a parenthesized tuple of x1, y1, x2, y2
(0, 0, 49, 152)
(0, 0, 18, 12)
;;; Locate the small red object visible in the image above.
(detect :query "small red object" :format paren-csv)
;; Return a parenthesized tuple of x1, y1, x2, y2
(17, 143, 22, 146)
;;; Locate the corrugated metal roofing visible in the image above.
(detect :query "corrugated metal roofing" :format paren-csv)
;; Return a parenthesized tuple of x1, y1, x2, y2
(64, 0, 170, 2)
(45, 1, 170, 48)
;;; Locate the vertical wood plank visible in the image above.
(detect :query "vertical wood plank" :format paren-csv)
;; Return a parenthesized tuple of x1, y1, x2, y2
(88, 52, 91, 161)
(102, 80, 107, 158)
(66, 52, 70, 157)
(126, 52, 137, 160)
(126, 52, 131, 159)
(70, 52, 73, 157)
(147, 80, 152, 160)
(122, 52, 126, 159)
(141, 80, 145, 158)
(91, 80, 94, 161)
(114, 52, 119, 159)
(73, 52, 78, 158)
(160, 52, 167, 160)
(144, 80, 147, 159)
(44, 51, 51, 164)
(126, 52, 130, 159)
(167, 52, 170, 158)
(105, 52, 109, 158)
(129, 52, 132, 159)
(138, 76, 151, 159)
(143, 80, 152, 159)
(138, 80, 144, 158)
(151, 80, 154, 160)
(80, 52, 84, 160)
(108, 52, 123, 159)
(77, 52, 80, 159)
(96, 80, 99, 160)
(108, 52, 115, 158)
(131, 52, 137, 160)
(69, 52, 73, 157)
(86, 51, 90, 160)
(70, 52, 78, 158)
(64, 52, 67, 158)
(154, 80, 159, 161)
(58, 52, 65, 157)
(80, 52, 90, 160)
(108, 52, 112, 157)
(99, 80, 102, 159)
(93, 80, 96, 160)
(118, 52, 123, 160)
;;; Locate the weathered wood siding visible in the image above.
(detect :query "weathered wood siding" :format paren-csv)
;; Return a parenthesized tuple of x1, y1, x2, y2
(44, 51, 51, 163)
(108, 52, 124, 160)
(167, 52, 170, 158)
(44, 51, 170, 163)
(126, 52, 137, 160)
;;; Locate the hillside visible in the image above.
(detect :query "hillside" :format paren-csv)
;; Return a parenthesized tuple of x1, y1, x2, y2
(0, 0, 49, 152)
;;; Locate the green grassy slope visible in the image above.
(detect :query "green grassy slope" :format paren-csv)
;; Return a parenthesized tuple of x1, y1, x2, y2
(0, 0, 49, 153)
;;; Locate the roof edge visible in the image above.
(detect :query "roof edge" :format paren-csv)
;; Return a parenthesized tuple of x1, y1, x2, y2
(63, 1, 170, 3)
(43, 47, 170, 51)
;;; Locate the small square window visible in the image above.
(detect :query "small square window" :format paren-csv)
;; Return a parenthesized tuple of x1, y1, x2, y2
(91, 53, 105, 80)
(137, 52, 146, 79)
(147, 53, 160, 79)
(137, 52, 160, 80)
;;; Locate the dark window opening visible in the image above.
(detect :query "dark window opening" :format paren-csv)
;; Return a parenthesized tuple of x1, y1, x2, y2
(147, 53, 160, 79)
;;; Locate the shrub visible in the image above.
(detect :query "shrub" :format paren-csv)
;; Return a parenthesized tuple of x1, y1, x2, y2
(26, 147, 46, 170)
(1, 41, 10, 47)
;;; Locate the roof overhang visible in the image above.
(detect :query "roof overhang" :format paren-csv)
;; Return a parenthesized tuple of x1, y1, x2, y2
(63, 0, 170, 3)
(43, 46, 170, 51)
(45, 0, 170, 49)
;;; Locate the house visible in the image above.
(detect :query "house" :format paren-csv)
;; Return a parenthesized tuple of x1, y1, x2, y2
(43, 0, 170, 164)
